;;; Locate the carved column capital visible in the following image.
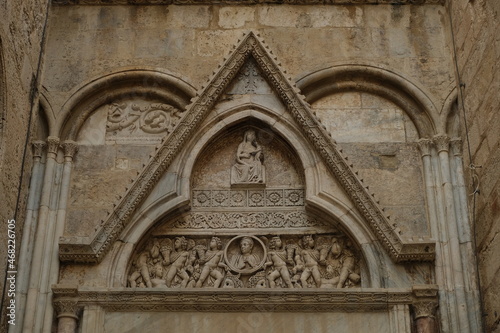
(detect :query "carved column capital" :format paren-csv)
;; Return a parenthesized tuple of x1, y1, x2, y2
(412, 300, 438, 319)
(32, 140, 46, 158)
(449, 138, 463, 156)
(54, 300, 80, 320)
(417, 139, 434, 157)
(432, 135, 450, 153)
(46, 136, 61, 155)
(61, 140, 79, 159)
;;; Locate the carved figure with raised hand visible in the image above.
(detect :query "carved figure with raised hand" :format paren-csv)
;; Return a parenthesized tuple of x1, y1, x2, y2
(264, 236, 294, 288)
(161, 237, 195, 288)
(230, 236, 261, 271)
(325, 237, 360, 288)
(231, 130, 264, 184)
(128, 238, 160, 288)
(294, 235, 322, 288)
(195, 237, 228, 288)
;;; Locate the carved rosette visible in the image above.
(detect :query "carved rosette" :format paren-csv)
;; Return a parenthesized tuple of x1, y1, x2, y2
(46, 136, 60, 155)
(433, 135, 450, 153)
(62, 140, 79, 159)
(416, 139, 433, 158)
(32, 140, 46, 159)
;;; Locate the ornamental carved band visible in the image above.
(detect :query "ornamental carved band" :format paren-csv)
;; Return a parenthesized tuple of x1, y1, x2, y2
(128, 233, 361, 289)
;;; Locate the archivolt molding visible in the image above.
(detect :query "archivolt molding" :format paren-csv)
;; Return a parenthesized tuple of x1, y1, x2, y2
(296, 65, 440, 138)
(59, 32, 434, 264)
(56, 68, 196, 140)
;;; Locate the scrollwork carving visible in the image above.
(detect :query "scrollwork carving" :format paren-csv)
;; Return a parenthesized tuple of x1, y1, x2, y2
(127, 233, 361, 289)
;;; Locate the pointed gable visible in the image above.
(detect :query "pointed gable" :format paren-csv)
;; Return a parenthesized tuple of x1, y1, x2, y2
(59, 32, 434, 264)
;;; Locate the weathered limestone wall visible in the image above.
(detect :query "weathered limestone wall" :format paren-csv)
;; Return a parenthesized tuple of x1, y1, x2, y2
(0, 0, 49, 330)
(448, 0, 500, 331)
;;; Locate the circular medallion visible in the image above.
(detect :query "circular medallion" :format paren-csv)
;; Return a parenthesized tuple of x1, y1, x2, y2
(224, 235, 267, 275)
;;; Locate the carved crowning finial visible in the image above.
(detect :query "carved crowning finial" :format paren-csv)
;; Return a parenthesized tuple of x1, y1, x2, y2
(432, 135, 450, 153)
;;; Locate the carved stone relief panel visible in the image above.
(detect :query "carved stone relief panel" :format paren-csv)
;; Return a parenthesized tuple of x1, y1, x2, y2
(105, 98, 184, 144)
(191, 126, 304, 189)
(127, 233, 362, 289)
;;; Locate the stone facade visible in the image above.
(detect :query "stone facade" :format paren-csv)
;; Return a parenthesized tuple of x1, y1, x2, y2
(0, 1, 497, 333)
(448, 0, 500, 332)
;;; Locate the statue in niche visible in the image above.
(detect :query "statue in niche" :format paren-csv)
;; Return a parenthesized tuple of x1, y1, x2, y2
(231, 130, 265, 185)
(194, 237, 228, 288)
(229, 236, 262, 272)
(319, 236, 361, 288)
(160, 237, 195, 288)
(293, 235, 323, 288)
(128, 239, 161, 288)
(264, 236, 295, 288)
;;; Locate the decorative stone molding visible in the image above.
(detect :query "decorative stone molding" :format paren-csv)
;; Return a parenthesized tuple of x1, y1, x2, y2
(59, 32, 434, 264)
(433, 135, 450, 153)
(53, 285, 434, 313)
(62, 140, 79, 159)
(449, 138, 463, 157)
(167, 211, 327, 230)
(54, 300, 80, 320)
(32, 140, 46, 158)
(46, 136, 60, 155)
(192, 189, 305, 209)
(416, 139, 433, 157)
(53, 0, 444, 5)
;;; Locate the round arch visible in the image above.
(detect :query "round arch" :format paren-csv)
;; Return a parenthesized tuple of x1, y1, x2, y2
(296, 64, 441, 138)
(107, 103, 388, 289)
(55, 68, 197, 140)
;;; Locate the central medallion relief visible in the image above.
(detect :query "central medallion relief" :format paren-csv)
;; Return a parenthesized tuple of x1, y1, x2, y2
(127, 126, 363, 289)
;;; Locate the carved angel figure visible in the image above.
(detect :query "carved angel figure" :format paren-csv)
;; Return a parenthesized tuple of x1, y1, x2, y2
(293, 235, 323, 288)
(231, 130, 264, 184)
(319, 237, 360, 288)
(160, 237, 195, 288)
(194, 237, 228, 288)
(128, 238, 161, 288)
(264, 236, 294, 288)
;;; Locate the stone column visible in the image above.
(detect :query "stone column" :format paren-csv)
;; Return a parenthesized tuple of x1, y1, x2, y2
(433, 134, 469, 332)
(42, 140, 79, 333)
(23, 136, 60, 333)
(412, 285, 439, 333)
(413, 301, 438, 333)
(11, 141, 46, 333)
(54, 300, 80, 333)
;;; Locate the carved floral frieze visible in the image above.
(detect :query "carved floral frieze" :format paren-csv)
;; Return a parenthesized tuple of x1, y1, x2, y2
(105, 102, 183, 144)
(128, 233, 361, 289)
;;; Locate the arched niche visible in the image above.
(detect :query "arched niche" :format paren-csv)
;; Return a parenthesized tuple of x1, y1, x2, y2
(108, 111, 388, 290)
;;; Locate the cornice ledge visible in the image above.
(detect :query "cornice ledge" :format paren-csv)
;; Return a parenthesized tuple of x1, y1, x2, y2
(53, 285, 425, 312)
(53, 0, 444, 5)
(59, 32, 435, 264)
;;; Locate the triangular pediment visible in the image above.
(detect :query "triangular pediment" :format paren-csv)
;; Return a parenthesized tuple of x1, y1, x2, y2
(59, 32, 434, 264)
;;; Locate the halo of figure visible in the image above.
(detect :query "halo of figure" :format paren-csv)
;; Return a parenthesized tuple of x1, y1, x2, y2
(225, 235, 266, 274)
